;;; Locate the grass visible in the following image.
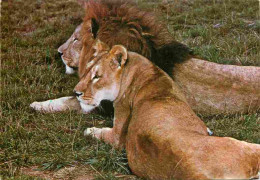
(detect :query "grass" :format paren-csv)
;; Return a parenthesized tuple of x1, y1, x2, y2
(1, 0, 259, 179)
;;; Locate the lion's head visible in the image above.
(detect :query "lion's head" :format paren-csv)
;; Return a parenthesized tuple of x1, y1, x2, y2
(58, 0, 192, 77)
(58, 24, 83, 74)
(74, 41, 127, 112)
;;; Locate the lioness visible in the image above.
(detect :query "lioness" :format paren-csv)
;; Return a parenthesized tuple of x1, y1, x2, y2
(74, 43, 260, 179)
(31, 0, 260, 115)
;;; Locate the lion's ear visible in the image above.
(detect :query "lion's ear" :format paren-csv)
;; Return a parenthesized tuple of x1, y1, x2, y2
(109, 45, 128, 69)
(91, 18, 99, 39)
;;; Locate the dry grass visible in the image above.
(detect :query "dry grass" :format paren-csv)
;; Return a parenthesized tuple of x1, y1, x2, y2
(1, 0, 259, 179)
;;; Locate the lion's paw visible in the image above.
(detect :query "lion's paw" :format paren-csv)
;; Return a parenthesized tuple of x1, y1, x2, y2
(30, 100, 55, 112)
(30, 101, 45, 111)
(84, 127, 102, 139)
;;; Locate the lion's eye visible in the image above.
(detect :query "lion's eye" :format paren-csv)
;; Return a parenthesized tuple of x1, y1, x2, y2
(73, 37, 78, 41)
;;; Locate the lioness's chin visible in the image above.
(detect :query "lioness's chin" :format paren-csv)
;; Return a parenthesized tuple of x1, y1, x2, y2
(80, 102, 96, 114)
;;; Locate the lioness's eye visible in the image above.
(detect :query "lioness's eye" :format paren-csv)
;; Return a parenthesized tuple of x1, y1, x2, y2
(73, 37, 78, 41)
(93, 74, 100, 80)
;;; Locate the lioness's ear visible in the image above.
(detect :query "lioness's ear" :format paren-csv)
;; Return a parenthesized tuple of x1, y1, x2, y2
(109, 45, 128, 68)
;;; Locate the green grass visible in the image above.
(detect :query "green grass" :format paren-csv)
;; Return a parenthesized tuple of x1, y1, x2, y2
(1, 0, 259, 179)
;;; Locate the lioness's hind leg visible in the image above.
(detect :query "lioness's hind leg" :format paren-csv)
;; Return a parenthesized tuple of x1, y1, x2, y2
(30, 96, 81, 113)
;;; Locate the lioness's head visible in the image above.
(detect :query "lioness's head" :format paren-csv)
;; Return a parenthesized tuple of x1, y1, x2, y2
(74, 43, 127, 112)
(58, 24, 83, 74)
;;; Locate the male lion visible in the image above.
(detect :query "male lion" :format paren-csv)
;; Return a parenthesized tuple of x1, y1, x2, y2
(58, 24, 82, 75)
(74, 42, 260, 179)
(31, 0, 260, 115)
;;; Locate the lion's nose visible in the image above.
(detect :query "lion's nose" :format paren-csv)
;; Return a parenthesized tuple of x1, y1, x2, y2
(74, 90, 83, 97)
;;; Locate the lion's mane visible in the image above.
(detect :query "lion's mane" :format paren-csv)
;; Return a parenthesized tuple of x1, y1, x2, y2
(82, 0, 193, 76)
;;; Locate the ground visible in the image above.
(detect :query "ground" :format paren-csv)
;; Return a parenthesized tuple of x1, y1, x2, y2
(1, 0, 259, 179)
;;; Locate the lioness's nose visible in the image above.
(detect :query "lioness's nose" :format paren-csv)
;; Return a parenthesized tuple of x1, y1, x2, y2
(58, 52, 63, 57)
(74, 90, 83, 97)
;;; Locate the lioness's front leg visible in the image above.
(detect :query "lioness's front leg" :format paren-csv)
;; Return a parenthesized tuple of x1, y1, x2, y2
(84, 104, 130, 149)
(84, 117, 128, 149)
(30, 96, 81, 113)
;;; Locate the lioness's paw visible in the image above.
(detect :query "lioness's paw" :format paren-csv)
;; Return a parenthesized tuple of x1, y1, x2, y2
(84, 127, 102, 139)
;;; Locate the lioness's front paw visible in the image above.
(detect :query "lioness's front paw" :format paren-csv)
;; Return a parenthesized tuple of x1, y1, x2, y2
(84, 127, 102, 139)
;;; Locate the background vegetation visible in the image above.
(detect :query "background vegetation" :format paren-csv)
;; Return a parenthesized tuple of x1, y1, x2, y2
(1, 0, 259, 179)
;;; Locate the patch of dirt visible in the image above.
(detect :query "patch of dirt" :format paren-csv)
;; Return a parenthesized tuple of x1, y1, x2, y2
(21, 166, 54, 179)
(21, 165, 95, 180)
(54, 166, 96, 180)
(21, 165, 138, 180)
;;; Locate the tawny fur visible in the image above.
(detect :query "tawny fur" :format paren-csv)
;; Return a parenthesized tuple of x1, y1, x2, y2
(74, 43, 260, 179)
(30, 0, 260, 115)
